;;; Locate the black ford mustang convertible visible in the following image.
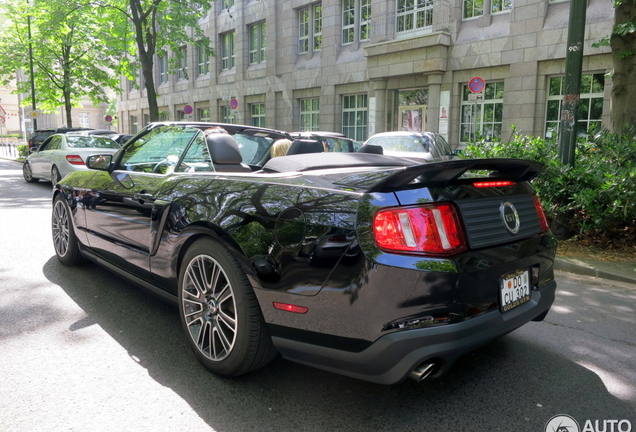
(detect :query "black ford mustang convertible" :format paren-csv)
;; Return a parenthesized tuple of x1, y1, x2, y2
(52, 122, 557, 384)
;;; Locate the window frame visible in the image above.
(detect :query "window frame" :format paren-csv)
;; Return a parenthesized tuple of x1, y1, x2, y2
(460, 81, 505, 143)
(158, 51, 169, 84)
(299, 4, 322, 54)
(249, 21, 267, 65)
(197, 45, 210, 76)
(177, 46, 188, 80)
(342, 94, 368, 142)
(221, 31, 236, 71)
(299, 98, 320, 131)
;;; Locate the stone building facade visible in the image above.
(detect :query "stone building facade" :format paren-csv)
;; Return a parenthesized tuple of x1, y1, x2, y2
(116, 0, 613, 149)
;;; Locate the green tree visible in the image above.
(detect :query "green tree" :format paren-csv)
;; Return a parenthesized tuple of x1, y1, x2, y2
(102, 0, 214, 122)
(0, 0, 123, 127)
(594, 0, 636, 132)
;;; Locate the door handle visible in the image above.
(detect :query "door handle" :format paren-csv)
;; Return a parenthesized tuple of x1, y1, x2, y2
(134, 192, 155, 202)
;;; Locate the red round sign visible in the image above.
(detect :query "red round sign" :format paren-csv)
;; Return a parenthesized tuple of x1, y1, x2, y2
(469, 77, 485, 93)
(183, 104, 193, 115)
(104, 115, 113, 123)
(229, 98, 238, 110)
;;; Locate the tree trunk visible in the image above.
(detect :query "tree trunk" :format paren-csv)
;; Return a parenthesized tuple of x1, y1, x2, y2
(140, 50, 159, 122)
(610, 0, 636, 133)
(130, 0, 159, 122)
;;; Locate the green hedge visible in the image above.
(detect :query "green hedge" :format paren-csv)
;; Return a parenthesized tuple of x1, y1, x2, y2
(460, 127, 636, 240)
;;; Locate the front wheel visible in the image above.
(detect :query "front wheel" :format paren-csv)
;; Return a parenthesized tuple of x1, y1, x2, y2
(178, 238, 277, 377)
(23, 163, 39, 183)
(52, 195, 85, 265)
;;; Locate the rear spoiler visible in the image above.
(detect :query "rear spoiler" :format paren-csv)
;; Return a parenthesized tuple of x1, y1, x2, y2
(367, 158, 544, 192)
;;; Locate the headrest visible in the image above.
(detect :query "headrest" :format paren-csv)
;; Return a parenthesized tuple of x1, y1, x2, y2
(357, 144, 384, 154)
(207, 133, 243, 164)
(287, 139, 324, 155)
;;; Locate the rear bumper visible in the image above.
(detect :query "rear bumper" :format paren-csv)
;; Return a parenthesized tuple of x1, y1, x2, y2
(272, 279, 556, 385)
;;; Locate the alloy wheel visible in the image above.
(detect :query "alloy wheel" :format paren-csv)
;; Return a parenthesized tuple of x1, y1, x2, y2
(181, 254, 237, 361)
(52, 199, 70, 257)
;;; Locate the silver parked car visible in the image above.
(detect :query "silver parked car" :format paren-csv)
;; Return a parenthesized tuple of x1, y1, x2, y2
(362, 131, 456, 162)
(23, 133, 120, 186)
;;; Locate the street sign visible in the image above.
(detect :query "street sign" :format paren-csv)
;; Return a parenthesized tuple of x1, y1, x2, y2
(468, 93, 484, 102)
(0, 116, 5, 124)
(469, 77, 485, 94)
(30, 111, 39, 118)
(183, 104, 193, 115)
(104, 115, 113, 123)
(229, 98, 238, 110)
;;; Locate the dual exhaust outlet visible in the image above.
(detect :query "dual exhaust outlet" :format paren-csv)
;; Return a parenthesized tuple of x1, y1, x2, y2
(408, 361, 438, 383)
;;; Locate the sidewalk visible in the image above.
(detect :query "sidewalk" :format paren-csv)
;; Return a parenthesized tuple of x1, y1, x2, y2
(555, 255, 636, 285)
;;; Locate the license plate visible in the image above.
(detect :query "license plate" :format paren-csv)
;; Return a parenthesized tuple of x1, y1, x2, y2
(500, 269, 531, 312)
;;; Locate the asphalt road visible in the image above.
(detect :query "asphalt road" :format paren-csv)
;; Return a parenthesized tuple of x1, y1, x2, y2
(1, 159, 635, 432)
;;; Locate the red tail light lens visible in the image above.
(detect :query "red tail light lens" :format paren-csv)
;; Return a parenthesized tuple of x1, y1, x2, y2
(273, 302, 309, 314)
(66, 155, 85, 165)
(473, 180, 516, 188)
(533, 195, 550, 233)
(373, 204, 467, 256)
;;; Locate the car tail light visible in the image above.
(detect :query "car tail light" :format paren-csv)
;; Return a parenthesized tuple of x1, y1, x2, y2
(66, 155, 85, 165)
(473, 180, 516, 188)
(533, 195, 550, 233)
(373, 203, 467, 256)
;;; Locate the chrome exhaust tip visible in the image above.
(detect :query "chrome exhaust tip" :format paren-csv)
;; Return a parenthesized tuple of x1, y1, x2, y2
(408, 362, 437, 383)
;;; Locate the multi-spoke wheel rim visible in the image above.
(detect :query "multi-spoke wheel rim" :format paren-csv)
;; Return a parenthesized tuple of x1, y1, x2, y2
(182, 255, 237, 361)
(23, 164, 32, 181)
(52, 200, 70, 257)
(51, 168, 60, 187)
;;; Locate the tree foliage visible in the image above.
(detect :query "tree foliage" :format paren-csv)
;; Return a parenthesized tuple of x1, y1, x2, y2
(0, 0, 123, 127)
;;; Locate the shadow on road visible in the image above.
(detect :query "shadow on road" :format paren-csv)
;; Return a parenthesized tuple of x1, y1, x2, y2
(43, 256, 636, 432)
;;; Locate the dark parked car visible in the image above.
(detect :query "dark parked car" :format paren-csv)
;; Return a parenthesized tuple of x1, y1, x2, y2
(51, 121, 557, 384)
(28, 127, 93, 153)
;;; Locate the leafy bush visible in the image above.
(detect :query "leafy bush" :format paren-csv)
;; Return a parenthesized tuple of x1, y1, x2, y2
(461, 127, 636, 244)
(17, 145, 28, 157)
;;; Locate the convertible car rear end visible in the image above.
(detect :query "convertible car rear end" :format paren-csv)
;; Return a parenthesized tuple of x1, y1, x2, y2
(51, 122, 557, 384)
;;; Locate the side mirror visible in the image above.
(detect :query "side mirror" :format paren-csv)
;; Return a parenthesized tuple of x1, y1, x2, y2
(86, 154, 113, 171)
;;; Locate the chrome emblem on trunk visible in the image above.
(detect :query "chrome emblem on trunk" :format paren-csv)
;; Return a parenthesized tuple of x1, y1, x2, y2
(501, 202, 520, 234)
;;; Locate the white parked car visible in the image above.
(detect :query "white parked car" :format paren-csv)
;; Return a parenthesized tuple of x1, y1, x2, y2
(361, 131, 456, 162)
(23, 133, 120, 186)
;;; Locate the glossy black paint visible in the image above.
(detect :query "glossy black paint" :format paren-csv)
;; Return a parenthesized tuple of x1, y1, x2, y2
(54, 122, 557, 384)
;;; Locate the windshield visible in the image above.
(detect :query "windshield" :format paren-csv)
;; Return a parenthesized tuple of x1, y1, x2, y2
(67, 135, 120, 149)
(366, 136, 431, 153)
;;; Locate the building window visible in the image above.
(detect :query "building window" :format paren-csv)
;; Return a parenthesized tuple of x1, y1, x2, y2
(221, 31, 236, 70)
(197, 45, 210, 76)
(79, 113, 90, 128)
(343, 0, 371, 44)
(177, 46, 188, 80)
(299, 4, 322, 54)
(223, 0, 235, 9)
(250, 103, 266, 127)
(130, 115, 139, 134)
(299, 98, 320, 131)
(249, 22, 267, 65)
(460, 81, 504, 142)
(463, 0, 483, 19)
(342, 94, 368, 142)
(397, 0, 433, 34)
(197, 108, 211, 122)
(221, 105, 236, 124)
(158, 52, 169, 83)
(159, 111, 170, 121)
(545, 74, 605, 139)
(491, 0, 512, 13)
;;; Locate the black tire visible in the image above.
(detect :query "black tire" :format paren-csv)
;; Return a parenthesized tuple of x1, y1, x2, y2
(51, 166, 61, 187)
(178, 237, 277, 377)
(23, 162, 39, 183)
(52, 195, 85, 266)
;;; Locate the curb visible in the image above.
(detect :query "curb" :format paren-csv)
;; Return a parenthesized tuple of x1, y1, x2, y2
(555, 257, 636, 285)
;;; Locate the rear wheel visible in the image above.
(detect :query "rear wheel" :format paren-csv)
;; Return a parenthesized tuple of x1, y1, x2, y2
(178, 238, 277, 377)
(51, 166, 61, 187)
(23, 163, 38, 183)
(52, 195, 84, 265)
